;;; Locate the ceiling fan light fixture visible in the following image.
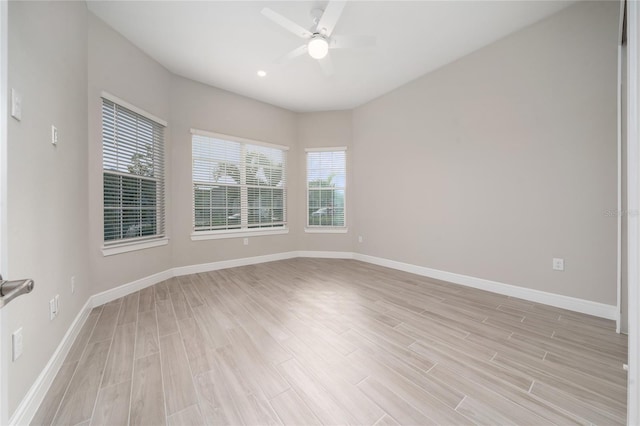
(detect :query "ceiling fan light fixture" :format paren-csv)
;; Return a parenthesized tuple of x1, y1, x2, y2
(308, 36, 329, 59)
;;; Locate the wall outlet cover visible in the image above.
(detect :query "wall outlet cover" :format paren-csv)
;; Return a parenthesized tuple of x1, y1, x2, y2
(552, 258, 565, 271)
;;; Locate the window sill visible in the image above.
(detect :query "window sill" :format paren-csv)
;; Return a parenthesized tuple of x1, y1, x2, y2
(102, 238, 169, 256)
(191, 227, 289, 241)
(305, 227, 348, 234)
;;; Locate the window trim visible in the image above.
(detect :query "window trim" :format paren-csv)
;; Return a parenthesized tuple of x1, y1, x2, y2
(191, 128, 290, 152)
(305, 146, 348, 233)
(101, 92, 168, 254)
(190, 128, 289, 239)
(101, 91, 167, 126)
(190, 228, 289, 241)
(304, 227, 348, 234)
(102, 237, 169, 256)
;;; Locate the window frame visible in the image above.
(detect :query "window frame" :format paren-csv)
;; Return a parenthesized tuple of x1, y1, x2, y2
(305, 147, 348, 233)
(101, 92, 168, 256)
(190, 128, 290, 241)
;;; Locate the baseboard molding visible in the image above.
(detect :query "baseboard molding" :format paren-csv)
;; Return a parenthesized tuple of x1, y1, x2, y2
(173, 251, 298, 277)
(353, 253, 618, 320)
(94, 250, 351, 307)
(9, 299, 93, 426)
(91, 269, 174, 307)
(297, 250, 355, 259)
(17, 249, 618, 425)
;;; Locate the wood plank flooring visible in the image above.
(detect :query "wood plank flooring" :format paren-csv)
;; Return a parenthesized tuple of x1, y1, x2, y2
(31, 258, 627, 425)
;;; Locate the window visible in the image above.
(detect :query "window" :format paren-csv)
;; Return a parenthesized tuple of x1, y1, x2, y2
(306, 148, 346, 229)
(191, 130, 288, 237)
(102, 95, 166, 247)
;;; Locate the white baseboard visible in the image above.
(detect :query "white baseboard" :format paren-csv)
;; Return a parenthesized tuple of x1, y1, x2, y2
(9, 299, 93, 426)
(353, 253, 618, 320)
(17, 249, 618, 425)
(173, 251, 298, 277)
(91, 269, 174, 307)
(297, 250, 354, 259)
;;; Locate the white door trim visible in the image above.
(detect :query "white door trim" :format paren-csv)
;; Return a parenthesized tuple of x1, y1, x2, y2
(618, 38, 623, 334)
(626, 0, 639, 423)
(0, 0, 9, 423)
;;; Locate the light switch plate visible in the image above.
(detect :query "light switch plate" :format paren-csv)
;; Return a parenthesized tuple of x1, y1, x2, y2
(51, 125, 58, 145)
(11, 88, 22, 121)
(12, 327, 23, 361)
(49, 298, 57, 320)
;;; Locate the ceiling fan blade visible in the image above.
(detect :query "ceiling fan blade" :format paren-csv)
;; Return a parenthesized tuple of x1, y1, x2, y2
(316, 1, 346, 37)
(276, 44, 308, 64)
(330, 35, 376, 50)
(318, 54, 334, 77)
(261, 7, 312, 39)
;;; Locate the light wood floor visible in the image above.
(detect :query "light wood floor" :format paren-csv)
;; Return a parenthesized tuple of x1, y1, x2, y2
(32, 258, 627, 426)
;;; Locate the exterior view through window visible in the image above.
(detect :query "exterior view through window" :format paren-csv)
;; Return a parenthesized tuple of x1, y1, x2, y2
(102, 97, 166, 244)
(192, 131, 287, 233)
(306, 148, 346, 228)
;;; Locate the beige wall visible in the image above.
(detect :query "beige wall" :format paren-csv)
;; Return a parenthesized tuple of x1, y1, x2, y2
(5, 1, 89, 415)
(88, 13, 173, 294)
(352, 0, 619, 304)
(169, 76, 298, 268)
(296, 111, 354, 252)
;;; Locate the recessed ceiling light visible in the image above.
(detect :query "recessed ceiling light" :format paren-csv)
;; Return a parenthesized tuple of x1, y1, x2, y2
(257, 70, 267, 77)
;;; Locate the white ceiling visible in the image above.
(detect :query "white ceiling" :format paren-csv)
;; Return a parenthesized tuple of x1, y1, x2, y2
(87, 1, 574, 112)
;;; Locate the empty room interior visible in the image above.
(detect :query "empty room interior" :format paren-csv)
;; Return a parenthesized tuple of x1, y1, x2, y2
(1, 0, 639, 425)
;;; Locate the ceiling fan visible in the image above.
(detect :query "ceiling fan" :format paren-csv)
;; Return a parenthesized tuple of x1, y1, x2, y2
(261, 1, 376, 76)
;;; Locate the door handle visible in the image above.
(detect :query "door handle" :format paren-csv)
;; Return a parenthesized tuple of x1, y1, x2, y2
(0, 274, 34, 309)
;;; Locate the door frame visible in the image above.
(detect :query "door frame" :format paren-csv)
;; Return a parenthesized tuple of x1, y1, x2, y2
(0, 0, 9, 423)
(626, 0, 639, 423)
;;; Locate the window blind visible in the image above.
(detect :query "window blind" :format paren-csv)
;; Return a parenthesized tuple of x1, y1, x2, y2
(102, 98, 166, 244)
(192, 133, 287, 232)
(306, 148, 346, 227)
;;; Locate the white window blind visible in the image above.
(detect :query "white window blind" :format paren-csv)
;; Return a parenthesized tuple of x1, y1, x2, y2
(192, 132, 287, 233)
(102, 97, 166, 244)
(306, 148, 346, 227)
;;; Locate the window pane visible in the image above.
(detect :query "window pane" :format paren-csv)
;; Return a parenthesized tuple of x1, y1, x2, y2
(193, 186, 211, 227)
(333, 189, 345, 208)
(104, 208, 122, 241)
(102, 98, 165, 244)
(141, 210, 158, 236)
(123, 209, 142, 239)
(307, 149, 346, 227)
(104, 173, 120, 207)
(141, 180, 157, 207)
(122, 177, 140, 207)
(192, 133, 287, 232)
(332, 208, 345, 227)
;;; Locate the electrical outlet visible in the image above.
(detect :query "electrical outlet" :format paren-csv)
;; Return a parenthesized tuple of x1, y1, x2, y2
(71, 276, 75, 294)
(552, 258, 564, 271)
(55, 294, 60, 315)
(243, 238, 249, 246)
(358, 236, 363, 243)
(12, 328, 23, 361)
